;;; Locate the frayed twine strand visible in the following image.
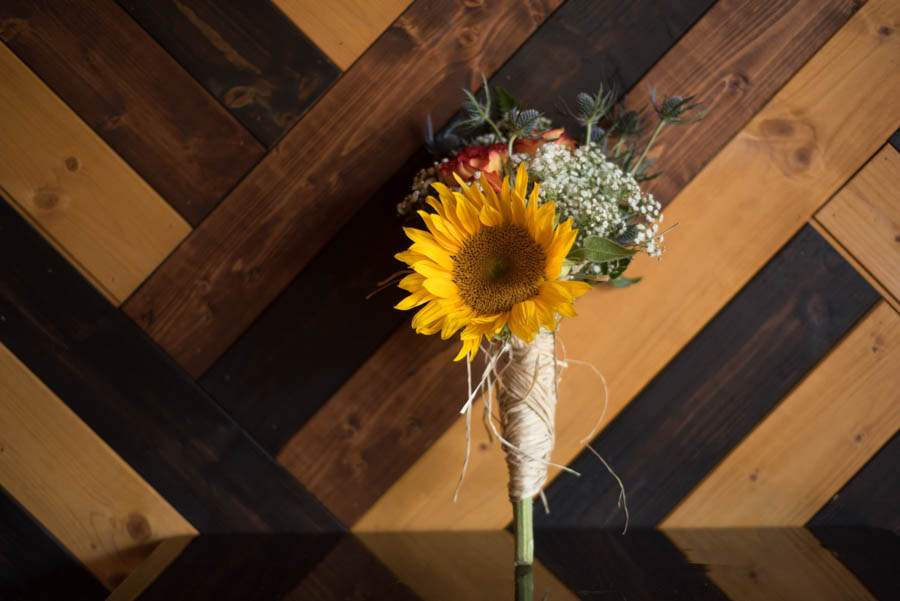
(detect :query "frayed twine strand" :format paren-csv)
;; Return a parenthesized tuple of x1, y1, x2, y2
(454, 330, 629, 535)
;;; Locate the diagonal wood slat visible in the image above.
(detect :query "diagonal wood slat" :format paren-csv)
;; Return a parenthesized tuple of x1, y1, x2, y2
(816, 146, 900, 306)
(0, 0, 264, 226)
(206, 0, 714, 457)
(0, 488, 107, 601)
(0, 343, 196, 590)
(273, 0, 412, 70)
(0, 43, 191, 305)
(0, 200, 342, 534)
(117, 0, 339, 147)
(661, 301, 900, 527)
(533, 227, 878, 528)
(123, 0, 565, 378)
(354, 0, 900, 530)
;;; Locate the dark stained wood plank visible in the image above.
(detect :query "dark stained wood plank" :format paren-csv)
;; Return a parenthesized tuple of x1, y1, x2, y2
(813, 528, 900, 601)
(534, 226, 880, 528)
(0, 199, 342, 534)
(535, 529, 731, 601)
(116, 0, 339, 147)
(889, 129, 900, 151)
(122, 0, 565, 378)
(0, 487, 106, 601)
(0, 0, 264, 226)
(810, 432, 900, 533)
(207, 0, 713, 456)
(273, 0, 864, 527)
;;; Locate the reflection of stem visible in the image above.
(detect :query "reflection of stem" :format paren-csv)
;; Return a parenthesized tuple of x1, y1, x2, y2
(514, 498, 533, 566)
(515, 565, 534, 601)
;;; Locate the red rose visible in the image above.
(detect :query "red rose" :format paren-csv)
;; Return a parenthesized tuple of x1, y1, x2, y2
(513, 128, 577, 156)
(437, 143, 508, 190)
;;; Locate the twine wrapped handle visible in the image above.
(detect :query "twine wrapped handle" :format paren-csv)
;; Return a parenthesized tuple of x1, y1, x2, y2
(498, 331, 558, 565)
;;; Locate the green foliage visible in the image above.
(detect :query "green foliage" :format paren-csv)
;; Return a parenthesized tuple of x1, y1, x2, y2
(567, 236, 637, 263)
(495, 86, 519, 115)
(608, 275, 642, 288)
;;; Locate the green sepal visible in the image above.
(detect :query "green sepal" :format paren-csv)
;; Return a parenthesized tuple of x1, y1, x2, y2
(567, 236, 637, 263)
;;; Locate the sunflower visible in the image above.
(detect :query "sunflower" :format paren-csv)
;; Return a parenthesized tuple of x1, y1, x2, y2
(395, 163, 591, 361)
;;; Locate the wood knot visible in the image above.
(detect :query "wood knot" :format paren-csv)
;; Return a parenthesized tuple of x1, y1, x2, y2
(725, 72, 749, 91)
(0, 17, 27, 42)
(806, 294, 828, 325)
(792, 146, 812, 170)
(760, 118, 794, 137)
(878, 26, 892, 37)
(457, 26, 478, 47)
(462, 0, 485, 7)
(126, 513, 151, 542)
(33, 188, 61, 210)
(65, 156, 80, 172)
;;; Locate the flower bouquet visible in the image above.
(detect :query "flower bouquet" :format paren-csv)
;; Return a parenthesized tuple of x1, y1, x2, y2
(392, 77, 703, 567)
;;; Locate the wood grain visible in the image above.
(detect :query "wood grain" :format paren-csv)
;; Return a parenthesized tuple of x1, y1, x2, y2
(811, 431, 900, 533)
(269, 0, 715, 521)
(0, 44, 191, 305)
(274, 0, 412, 70)
(534, 227, 878, 528)
(0, 488, 107, 600)
(0, 200, 342, 534)
(662, 301, 900, 527)
(665, 529, 877, 601)
(358, 531, 581, 601)
(354, 0, 900, 530)
(123, 0, 564, 378)
(816, 146, 900, 305)
(0, 0, 263, 226)
(106, 536, 194, 601)
(0, 344, 196, 589)
(117, 0, 339, 147)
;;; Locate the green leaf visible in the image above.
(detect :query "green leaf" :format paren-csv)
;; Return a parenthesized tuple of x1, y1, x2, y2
(567, 236, 637, 263)
(608, 276, 642, 288)
(496, 86, 519, 115)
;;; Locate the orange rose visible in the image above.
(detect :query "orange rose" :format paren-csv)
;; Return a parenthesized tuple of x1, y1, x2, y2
(437, 143, 508, 191)
(513, 128, 577, 156)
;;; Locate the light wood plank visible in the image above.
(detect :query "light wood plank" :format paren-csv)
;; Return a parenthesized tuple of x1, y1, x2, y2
(354, 0, 900, 531)
(666, 529, 877, 601)
(106, 535, 194, 601)
(661, 301, 900, 527)
(816, 145, 900, 306)
(0, 44, 191, 305)
(273, 0, 412, 70)
(0, 343, 196, 590)
(358, 531, 581, 601)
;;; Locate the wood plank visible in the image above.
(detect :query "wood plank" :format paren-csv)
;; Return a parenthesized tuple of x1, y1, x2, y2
(665, 529, 878, 601)
(0, 43, 191, 305)
(0, 488, 107, 601)
(535, 227, 878, 528)
(358, 531, 581, 601)
(816, 146, 900, 305)
(116, 0, 339, 147)
(274, 0, 412, 70)
(661, 301, 900, 527)
(0, 343, 196, 589)
(535, 530, 731, 601)
(354, 0, 900, 530)
(123, 0, 564, 378)
(0, 0, 262, 226)
(890, 128, 900, 151)
(810, 430, 900, 532)
(208, 0, 713, 457)
(107, 536, 194, 601)
(0, 200, 343, 534)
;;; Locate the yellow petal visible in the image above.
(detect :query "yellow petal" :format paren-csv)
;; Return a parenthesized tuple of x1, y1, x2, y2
(397, 272, 425, 292)
(557, 279, 592, 299)
(410, 240, 454, 270)
(480, 203, 503, 227)
(514, 162, 529, 199)
(395, 250, 428, 265)
(395, 288, 431, 310)
(510, 190, 527, 227)
(423, 277, 459, 298)
(412, 260, 452, 280)
(509, 301, 538, 342)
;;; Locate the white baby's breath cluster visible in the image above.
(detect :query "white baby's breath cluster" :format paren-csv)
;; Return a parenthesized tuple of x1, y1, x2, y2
(527, 143, 665, 256)
(397, 165, 439, 215)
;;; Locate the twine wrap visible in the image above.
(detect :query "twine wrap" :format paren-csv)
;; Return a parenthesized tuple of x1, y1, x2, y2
(498, 331, 558, 502)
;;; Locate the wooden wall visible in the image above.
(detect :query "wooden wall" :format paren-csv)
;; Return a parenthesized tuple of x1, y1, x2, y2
(1, 0, 898, 595)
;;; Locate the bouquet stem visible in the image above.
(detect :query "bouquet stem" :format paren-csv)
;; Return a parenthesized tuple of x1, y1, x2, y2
(513, 497, 534, 566)
(515, 564, 534, 601)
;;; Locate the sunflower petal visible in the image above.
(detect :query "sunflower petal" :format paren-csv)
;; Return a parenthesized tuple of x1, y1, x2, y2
(509, 301, 539, 342)
(395, 288, 431, 310)
(514, 162, 529, 199)
(410, 240, 454, 270)
(557, 279, 592, 299)
(397, 272, 425, 292)
(423, 277, 459, 298)
(480, 203, 503, 227)
(412, 260, 452, 280)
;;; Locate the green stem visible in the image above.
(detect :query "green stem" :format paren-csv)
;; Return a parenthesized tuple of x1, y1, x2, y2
(584, 122, 592, 146)
(514, 498, 533, 566)
(631, 120, 666, 175)
(486, 117, 505, 142)
(515, 565, 534, 601)
(508, 134, 518, 158)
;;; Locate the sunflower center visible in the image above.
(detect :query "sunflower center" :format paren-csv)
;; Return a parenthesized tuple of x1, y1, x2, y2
(453, 224, 545, 314)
